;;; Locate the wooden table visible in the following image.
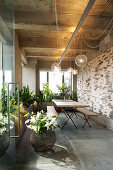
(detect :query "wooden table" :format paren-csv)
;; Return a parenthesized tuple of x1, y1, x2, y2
(52, 99, 89, 129)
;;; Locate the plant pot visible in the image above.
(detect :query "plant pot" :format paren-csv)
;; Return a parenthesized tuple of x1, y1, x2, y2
(33, 101, 38, 113)
(14, 115, 23, 135)
(0, 132, 10, 156)
(30, 129, 56, 152)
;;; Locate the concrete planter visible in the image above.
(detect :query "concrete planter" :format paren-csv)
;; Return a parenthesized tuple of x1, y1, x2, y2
(0, 132, 9, 156)
(38, 102, 53, 111)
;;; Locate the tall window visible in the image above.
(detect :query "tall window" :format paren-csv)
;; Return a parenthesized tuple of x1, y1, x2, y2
(39, 71, 72, 93)
(40, 71, 47, 90)
(49, 71, 62, 93)
(64, 72, 72, 88)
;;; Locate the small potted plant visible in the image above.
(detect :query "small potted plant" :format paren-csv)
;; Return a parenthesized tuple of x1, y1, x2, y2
(24, 110, 59, 152)
(0, 114, 14, 156)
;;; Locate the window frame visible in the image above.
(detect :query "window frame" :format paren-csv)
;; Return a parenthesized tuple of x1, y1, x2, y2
(39, 70, 73, 92)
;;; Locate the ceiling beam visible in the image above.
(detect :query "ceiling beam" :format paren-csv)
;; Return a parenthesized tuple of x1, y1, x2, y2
(28, 56, 76, 61)
(23, 47, 97, 52)
(14, 10, 113, 27)
(11, 23, 113, 37)
(25, 48, 97, 56)
(59, 0, 96, 65)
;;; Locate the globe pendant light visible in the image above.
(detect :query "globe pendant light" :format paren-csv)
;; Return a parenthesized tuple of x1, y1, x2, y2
(67, 67, 73, 73)
(75, 54, 87, 67)
(51, 63, 61, 72)
(75, 35, 87, 67)
(73, 69, 78, 75)
(51, 0, 62, 73)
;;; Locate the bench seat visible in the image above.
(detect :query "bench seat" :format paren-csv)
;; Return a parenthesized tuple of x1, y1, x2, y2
(76, 108, 98, 117)
(76, 108, 98, 127)
(47, 106, 58, 117)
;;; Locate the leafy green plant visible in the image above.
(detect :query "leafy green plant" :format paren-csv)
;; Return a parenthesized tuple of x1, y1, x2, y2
(57, 83, 71, 99)
(52, 93, 61, 100)
(19, 85, 35, 107)
(0, 115, 14, 135)
(42, 83, 52, 102)
(35, 90, 44, 104)
(0, 82, 8, 116)
(70, 91, 77, 101)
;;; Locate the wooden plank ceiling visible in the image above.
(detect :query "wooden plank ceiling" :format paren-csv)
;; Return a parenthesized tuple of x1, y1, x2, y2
(14, 0, 113, 61)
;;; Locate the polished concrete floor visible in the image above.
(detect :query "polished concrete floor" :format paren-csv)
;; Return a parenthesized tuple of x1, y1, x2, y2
(1, 113, 113, 170)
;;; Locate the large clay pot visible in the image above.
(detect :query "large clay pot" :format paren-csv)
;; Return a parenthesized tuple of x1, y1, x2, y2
(14, 115, 23, 135)
(0, 132, 10, 156)
(33, 101, 38, 113)
(30, 129, 56, 152)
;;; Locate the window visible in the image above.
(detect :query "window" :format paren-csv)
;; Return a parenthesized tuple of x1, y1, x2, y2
(40, 71, 47, 90)
(49, 71, 62, 93)
(64, 72, 72, 88)
(39, 71, 72, 93)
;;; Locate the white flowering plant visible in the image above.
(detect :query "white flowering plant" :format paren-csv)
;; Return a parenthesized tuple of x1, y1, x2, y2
(0, 114, 14, 135)
(24, 110, 59, 135)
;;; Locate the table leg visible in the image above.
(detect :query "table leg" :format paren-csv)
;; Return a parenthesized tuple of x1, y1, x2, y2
(62, 109, 77, 129)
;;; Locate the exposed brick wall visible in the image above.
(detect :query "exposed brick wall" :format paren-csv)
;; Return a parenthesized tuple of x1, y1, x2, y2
(77, 47, 113, 119)
(15, 31, 22, 89)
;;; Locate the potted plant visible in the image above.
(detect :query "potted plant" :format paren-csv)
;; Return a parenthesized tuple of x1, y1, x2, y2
(9, 99, 27, 134)
(0, 114, 14, 156)
(37, 83, 53, 111)
(19, 85, 35, 109)
(57, 83, 71, 100)
(24, 110, 59, 152)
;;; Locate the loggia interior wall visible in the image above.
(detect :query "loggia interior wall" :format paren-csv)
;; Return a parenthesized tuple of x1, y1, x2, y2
(77, 43, 113, 119)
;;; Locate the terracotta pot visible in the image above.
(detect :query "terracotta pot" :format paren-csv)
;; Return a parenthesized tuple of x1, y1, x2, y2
(30, 129, 56, 152)
(14, 115, 23, 135)
(33, 101, 38, 113)
(0, 132, 9, 156)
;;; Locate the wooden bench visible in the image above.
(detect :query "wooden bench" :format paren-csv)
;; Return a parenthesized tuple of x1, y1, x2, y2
(47, 106, 58, 118)
(76, 108, 98, 127)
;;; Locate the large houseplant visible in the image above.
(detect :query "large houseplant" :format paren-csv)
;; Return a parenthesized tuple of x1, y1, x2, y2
(24, 110, 59, 152)
(57, 83, 71, 100)
(19, 85, 35, 108)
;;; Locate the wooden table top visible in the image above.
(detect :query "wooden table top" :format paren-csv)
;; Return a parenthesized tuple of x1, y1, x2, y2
(52, 99, 89, 108)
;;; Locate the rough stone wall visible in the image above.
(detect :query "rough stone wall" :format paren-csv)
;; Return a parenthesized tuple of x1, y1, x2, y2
(77, 47, 113, 119)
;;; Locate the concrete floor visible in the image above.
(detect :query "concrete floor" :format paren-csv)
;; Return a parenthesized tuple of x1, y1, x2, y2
(1, 113, 113, 170)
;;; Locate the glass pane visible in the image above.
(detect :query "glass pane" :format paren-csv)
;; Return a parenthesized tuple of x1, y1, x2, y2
(0, 0, 15, 169)
(49, 71, 62, 93)
(40, 71, 47, 90)
(64, 71, 72, 88)
(0, 42, 3, 93)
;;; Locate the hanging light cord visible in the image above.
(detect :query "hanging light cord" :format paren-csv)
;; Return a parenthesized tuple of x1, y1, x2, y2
(83, 17, 113, 40)
(55, 0, 61, 59)
(83, 25, 113, 49)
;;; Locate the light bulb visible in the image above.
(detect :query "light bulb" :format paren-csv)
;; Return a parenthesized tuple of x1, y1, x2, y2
(67, 67, 73, 73)
(51, 63, 61, 72)
(73, 69, 78, 75)
(75, 55, 87, 67)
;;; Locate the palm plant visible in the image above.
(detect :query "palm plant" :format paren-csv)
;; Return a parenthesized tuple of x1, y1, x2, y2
(57, 83, 71, 100)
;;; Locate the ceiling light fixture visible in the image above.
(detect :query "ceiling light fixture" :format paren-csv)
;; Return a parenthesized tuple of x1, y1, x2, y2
(67, 67, 73, 73)
(51, 0, 61, 72)
(75, 34, 87, 67)
(75, 54, 87, 67)
(73, 69, 78, 75)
